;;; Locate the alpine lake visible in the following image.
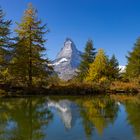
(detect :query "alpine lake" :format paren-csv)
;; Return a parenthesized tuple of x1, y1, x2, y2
(0, 95, 140, 140)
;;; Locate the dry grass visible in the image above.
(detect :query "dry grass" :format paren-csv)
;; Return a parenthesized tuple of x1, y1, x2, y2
(110, 81, 139, 93)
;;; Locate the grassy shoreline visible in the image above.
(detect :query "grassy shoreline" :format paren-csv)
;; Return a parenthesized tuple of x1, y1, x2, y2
(0, 82, 139, 97)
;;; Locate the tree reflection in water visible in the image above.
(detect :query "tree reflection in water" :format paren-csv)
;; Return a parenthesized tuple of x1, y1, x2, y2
(46, 96, 119, 139)
(125, 99, 140, 140)
(0, 97, 53, 140)
(0, 96, 140, 140)
(77, 96, 119, 138)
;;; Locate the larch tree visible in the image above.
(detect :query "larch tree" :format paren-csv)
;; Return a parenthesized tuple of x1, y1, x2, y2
(126, 38, 140, 79)
(0, 7, 12, 82)
(85, 49, 108, 83)
(11, 4, 52, 87)
(77, 39, 96, 81)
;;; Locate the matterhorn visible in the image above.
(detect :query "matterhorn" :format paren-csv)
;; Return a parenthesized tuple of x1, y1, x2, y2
(52, 38, 82, 80)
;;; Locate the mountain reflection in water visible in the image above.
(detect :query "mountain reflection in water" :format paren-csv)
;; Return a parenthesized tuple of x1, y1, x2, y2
(0, 96, 140, 140)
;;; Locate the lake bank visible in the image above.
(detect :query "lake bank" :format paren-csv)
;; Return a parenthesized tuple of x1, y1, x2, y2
(0, 82, 139, 97)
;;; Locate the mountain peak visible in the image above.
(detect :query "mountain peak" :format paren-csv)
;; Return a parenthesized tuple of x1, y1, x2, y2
(53, 38, 82, 80)
(56, 38, 78, 59)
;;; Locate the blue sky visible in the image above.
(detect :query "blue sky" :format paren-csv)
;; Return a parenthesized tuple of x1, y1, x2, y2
(1, 0, 140, 65)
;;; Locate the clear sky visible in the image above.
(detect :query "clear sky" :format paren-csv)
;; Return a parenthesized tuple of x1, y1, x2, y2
(0, 0, 140, 65)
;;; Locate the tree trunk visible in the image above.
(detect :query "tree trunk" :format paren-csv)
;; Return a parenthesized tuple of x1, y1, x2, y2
(28, 26, 32, 87)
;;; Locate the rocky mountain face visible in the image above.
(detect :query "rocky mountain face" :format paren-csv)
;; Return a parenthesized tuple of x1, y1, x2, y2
(52, 38, 82, 80)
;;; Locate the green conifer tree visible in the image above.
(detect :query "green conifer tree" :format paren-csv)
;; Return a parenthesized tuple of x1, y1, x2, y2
(0, 7, 12, 82)
(77, 39, 96, 81)
(11, 4, 52, 87)
(107, 54, 120, 80)
(126, 38, 140, 79)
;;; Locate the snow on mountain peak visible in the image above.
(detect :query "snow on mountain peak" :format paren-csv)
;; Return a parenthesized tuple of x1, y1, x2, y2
(52, 58, 68, 66)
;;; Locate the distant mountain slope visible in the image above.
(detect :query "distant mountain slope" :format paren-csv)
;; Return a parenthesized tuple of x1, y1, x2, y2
(119, 65, 126, 73)
(52, 38, 82, 80)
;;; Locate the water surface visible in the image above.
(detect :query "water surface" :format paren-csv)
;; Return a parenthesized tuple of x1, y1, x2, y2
(0, 96, 140, 140)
